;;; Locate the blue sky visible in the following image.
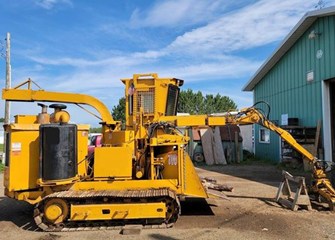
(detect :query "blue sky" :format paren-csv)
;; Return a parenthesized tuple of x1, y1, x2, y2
(1, 0, 334, 126)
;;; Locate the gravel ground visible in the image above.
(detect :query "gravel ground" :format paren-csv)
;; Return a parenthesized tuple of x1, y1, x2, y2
(1, 164, 335, 240)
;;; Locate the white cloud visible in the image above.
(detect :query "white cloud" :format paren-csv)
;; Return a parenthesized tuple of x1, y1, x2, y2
(35, 0, 72, 10)
(129, 0, 333, 58)
(22, 0, 335, 122)
(29, 56, 133, 68)
(25, 0, 318, 96)
(166, 0, 319, 55)
(157, 57, 261, 81)
(130, 0, 240, 28)
(25, 53, 260, 92)
(131, 50, 167, 59)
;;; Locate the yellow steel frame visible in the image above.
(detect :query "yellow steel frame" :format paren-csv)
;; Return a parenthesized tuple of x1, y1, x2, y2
(160, 115, 226, 127)
(70, 202, 166, 221)
(3, 88, 115, 125)
(72, 179, 178, 192)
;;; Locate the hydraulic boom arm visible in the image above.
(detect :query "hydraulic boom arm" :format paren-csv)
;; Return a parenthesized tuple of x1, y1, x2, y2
(226, 104, 335, 208)
(227, 107, 316, 162)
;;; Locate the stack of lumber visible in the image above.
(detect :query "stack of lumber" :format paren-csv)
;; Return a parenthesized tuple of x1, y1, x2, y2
(200, 127, 227, 165)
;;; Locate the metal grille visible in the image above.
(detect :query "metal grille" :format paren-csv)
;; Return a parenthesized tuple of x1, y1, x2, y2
(137, 88, 155, 114)
(165, 84, 179, 116)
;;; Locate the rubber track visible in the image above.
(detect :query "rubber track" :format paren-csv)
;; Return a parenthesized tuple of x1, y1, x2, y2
(34, 188, 179, 232)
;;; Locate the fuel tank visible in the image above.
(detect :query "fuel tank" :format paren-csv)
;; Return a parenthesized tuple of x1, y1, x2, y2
(40, 124, 77, 181)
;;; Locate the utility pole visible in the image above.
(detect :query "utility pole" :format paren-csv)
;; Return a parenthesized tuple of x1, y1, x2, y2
(3, 32, 11, 163)
(5, 32, 11, 124)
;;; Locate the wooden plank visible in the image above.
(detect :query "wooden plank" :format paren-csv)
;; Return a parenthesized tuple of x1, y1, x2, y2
(200, 128, 215, 165)
(234, 131, 240, 163)
(275, 182, 284, 202)
(312, 120, 322, 156)
(202, 178, 233, 192)
(206, 189, 230, 200)
(282, 178, 292, 197)
(213, 126, 227, 165)
(278, 198, 294, 209)
(302, 144, 315, 171)
(292, 185, 302, 211)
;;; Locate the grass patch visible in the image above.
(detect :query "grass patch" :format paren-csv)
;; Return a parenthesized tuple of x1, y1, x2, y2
(0, 144, 4, 172)
(194, 150, 278, 166)
(239, 150, 277, 166)
(240, 157, 277, 166)
(0, 144, 3, 172)
(276, 161, 307, 176)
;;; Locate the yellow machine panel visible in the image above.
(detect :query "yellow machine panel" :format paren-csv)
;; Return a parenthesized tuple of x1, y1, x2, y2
(77, 125, 89, 177)
(183, 154, 208, 198)
(159, 151, 178, 180)
(207, 116, 226, 126)
(14, 115, 38, 124)
(94, 147, 132, 179)
(175, 116, 206, 126)
(109, 130, 134, 147)
(4, 122, 89, 191)
(70, 202, 166, 221)
(5, 124, 39, 191)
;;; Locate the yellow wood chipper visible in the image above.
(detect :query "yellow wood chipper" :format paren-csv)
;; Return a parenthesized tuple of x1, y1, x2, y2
(2, 73, 335, 231)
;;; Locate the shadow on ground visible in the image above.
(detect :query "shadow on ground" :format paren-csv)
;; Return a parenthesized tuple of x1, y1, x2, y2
(148, 234, 179, 240)
(0, 197, 38, 231)
(226, 195, 280, 208)
(196, 163, 311, 188)
(180, 198, 215, 216)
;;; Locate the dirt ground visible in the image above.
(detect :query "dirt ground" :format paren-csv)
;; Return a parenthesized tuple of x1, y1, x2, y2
(1, 163, 335, 240)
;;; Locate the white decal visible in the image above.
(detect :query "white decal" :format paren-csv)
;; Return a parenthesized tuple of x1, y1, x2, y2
(168, 154, 178, 165)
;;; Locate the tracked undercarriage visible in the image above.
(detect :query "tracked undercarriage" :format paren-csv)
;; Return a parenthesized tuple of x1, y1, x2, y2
(34, 188, 180, 231)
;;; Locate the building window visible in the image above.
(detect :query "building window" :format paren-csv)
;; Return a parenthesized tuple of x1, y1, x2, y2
(259, 128, 270, 143)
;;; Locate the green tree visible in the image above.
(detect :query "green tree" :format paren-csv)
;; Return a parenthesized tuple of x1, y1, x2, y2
(111, 90, 237, 124)
(90, 127, 102, 133)
(111, 97, 126, 124)
(177, 89, 237, 114)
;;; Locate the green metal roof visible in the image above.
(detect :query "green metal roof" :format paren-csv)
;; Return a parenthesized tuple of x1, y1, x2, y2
(243, 6, 335, 91)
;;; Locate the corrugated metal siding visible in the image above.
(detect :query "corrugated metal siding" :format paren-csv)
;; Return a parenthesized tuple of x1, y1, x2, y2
(253, 16, 335, 162)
